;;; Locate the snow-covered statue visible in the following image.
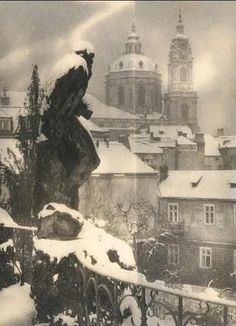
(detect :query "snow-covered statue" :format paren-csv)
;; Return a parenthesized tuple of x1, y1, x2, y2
(35, 43, 100, 212)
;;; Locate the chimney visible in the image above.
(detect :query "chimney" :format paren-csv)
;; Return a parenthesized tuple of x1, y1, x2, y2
(195, 132, 205, 153)
(1, 87, 10, 106)
(217, 128, 224, 137)
(118, 134, 130, 149)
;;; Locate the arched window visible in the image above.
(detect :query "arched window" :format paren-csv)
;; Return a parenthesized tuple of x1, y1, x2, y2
(180, 67, 188, 82)
(171, 68, 177, 81)
(118, 86, 125, 106)
(138, 84, 145, 107)
(181, 103, 189, 121)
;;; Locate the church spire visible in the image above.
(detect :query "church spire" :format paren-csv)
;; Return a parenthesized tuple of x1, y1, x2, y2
(124, 23, 142, 54)
(176, 9, 184, 34)
(131, 21, 136, 33)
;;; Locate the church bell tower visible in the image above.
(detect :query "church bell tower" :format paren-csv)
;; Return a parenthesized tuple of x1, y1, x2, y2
(164, 11, 198, 132)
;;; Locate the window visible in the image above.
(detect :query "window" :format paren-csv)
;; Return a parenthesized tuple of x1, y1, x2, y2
(234, 249, 236, 271)
(204, 204, 215, 225)
(234, 205, 236, 227)
(138, 84, 145, 107)
(180, 67, 188, 82)
(0, 118, 11, 131)
(168, 244, 179, 265)
(139, 61, 144, 68)
(118, 86, 125, 106)
(181, 104, 189, 121)
(119, 61, 123, 69)
(168, 203, 178, 223)
(200, 247, 212, 268)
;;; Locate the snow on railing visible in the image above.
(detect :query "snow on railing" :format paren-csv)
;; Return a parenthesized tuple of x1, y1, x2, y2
(2, 221, 236, 325)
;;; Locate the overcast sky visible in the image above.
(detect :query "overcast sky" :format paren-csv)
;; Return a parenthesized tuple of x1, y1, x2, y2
(1, 1, 236, 134)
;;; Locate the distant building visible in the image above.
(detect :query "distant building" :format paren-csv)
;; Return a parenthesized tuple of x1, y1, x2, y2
(79, 141, 159, 219)
(105, 23, 162, 115)
(86, 94, 164, 140)
(158, 170, 236, 288)
(0, 89, 25, 138)
(164, 12, 198, 133)
(204, 134, 223, 170)
(217, 135, 236, 169)
(128, 126, 208, 171)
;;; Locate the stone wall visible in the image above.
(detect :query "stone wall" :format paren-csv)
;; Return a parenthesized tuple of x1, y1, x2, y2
(79, 174, 159, 219)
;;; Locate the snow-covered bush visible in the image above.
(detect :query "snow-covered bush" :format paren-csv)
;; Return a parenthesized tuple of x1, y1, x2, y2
(0, 208, 20, 289)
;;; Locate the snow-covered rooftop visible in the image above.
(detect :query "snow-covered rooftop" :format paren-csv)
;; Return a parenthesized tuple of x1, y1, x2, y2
(177, 136, 196, 146)
(217, 135, 236, 149)
(85, 94, 137, 120)
(129, 137, 163, 154)
(93, 141, 156, 175)
(204, 134, 221, 156)
(160, 170, 236, 200)
(78, 116, 108, 133)
(149, 125, 193, 140)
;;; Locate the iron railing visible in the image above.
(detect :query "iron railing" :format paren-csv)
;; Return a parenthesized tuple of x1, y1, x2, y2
(2, 226, 236, 326)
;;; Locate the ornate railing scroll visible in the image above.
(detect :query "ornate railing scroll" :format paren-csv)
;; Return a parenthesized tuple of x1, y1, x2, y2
(77, 259, 236, 326)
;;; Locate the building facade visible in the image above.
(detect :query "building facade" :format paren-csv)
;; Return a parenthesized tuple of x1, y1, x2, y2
(104, 24, 162, 115)
(79, 141, 159, 220)
(158, 170, 236, 288)
(164, 12, 198, 133)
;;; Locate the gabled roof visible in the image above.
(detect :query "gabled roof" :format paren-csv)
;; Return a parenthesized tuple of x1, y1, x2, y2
(92, 141, 156, 175)
(159, 170, 236, 200)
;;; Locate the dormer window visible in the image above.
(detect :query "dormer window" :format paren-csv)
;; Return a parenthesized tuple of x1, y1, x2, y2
(230, 176, 236, 188)
(190, 173, 202, 188)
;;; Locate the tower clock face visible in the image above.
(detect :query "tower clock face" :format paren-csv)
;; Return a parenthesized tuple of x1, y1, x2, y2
(180, 53, 187, 61)
(178, 39, 188, 49)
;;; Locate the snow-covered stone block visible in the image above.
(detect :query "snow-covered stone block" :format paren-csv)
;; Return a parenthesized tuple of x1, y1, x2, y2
(37, 203, 84, 240)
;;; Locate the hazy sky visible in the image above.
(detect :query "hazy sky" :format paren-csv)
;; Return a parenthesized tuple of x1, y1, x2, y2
(1, 1, 236, 134)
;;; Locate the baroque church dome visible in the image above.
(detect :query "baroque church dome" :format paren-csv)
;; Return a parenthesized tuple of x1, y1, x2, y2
(109, 23, 158, 73)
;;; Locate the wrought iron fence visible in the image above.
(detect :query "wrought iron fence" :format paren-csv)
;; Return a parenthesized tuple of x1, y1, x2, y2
(2, 226, 236, 326)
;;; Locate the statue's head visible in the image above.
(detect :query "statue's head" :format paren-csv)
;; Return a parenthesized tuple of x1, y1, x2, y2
(73, 40, 95, 64)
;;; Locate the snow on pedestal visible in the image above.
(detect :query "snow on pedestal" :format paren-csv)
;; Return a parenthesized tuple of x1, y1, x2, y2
(35, 202, 136, 272)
